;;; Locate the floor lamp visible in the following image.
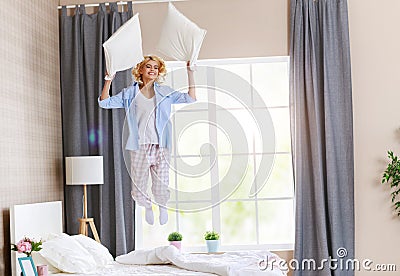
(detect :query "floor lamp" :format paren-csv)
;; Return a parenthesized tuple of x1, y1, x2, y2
(65, 156, 104, 243)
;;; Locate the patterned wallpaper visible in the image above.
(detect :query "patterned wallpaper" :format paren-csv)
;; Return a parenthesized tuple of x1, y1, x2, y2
(0, 0, 63, 275)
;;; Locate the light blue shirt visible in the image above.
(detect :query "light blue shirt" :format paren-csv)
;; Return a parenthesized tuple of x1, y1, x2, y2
(98, 81, 195, 151)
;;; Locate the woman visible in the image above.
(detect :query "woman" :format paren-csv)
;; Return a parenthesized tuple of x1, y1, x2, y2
(99, 55, 196, 225)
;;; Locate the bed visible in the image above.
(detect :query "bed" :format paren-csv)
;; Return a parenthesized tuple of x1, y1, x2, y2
(10, 201, 286, 276)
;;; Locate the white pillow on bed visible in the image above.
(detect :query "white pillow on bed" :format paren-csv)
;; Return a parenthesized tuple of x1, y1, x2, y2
(157, 3, 206, 68)
(103, 13, 143, 78)
(39, 233, 97, 274)
(72, 234, 114, 266)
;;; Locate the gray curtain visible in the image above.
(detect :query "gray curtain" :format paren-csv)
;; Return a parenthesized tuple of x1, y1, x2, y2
(60, 2, 135, 256)
(289, 0, 354, 275)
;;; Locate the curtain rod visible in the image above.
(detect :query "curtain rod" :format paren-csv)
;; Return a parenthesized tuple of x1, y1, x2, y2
(57, 0, 186, 9)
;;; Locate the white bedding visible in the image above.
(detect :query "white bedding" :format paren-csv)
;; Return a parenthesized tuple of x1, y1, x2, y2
(115, 246, 285, 276)
(54, 262, 215, 276)
(53, 246, 285, 276)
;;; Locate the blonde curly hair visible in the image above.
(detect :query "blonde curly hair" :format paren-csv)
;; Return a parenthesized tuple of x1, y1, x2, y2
(132, 55, 167, 84)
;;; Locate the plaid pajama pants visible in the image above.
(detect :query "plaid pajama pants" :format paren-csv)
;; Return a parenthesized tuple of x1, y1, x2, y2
(129, 144, 170, 208)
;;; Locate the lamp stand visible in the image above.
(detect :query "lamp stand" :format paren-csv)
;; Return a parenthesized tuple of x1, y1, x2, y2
(78, 184, 101, 243)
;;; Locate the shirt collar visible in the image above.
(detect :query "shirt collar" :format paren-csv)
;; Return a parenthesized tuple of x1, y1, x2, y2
(134, 81, 168, 97)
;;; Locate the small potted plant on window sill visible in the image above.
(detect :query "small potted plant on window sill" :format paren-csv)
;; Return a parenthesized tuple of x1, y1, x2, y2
(168, 232, 183, 251)
(204, 230, 220, 253)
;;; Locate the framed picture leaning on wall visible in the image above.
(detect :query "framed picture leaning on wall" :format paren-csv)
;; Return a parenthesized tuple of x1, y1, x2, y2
(18, 257, 38, 276)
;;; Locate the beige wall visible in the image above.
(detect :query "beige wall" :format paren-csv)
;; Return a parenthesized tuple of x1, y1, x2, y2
(0, 0, 64, 275)
(349, 0, 400, 274)
(136, 0, 288, 59)
(60, 0, 289, 59)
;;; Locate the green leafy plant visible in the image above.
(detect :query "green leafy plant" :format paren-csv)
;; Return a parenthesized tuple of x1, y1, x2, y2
(168, 232, 183, 242)
(204, 230, 220, 240)
(382, 150, 400, 215)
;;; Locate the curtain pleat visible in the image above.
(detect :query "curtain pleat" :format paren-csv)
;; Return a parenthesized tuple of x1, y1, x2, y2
(60, 2, 135, 257)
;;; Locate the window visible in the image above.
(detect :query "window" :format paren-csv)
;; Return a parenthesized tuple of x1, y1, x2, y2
(135, 57, 294, 251)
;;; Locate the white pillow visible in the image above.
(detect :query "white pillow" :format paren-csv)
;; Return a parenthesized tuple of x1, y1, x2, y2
(39, 233, 97, 274)
(157, 3, 206, 68)
(103, 13, 143, 78)
(72, 234, 114, 266)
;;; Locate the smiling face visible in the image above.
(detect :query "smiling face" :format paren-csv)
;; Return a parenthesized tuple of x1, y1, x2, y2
(132, 55, 167, 84)
(140, 60, 160, 83)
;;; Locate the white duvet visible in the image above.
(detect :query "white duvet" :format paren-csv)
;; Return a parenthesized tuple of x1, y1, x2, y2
(116, 246, 286, 276)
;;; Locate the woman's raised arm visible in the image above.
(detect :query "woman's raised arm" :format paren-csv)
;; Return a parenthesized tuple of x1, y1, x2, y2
(100, 72, 115, 100)
(187, 61, 196, 100)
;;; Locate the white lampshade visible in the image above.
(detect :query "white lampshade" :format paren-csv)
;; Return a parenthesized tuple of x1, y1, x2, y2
(65, 156, 104, 185)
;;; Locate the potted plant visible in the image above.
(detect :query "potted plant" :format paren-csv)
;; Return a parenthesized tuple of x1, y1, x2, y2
(168, 232, 183, 251)
(382, 150, 400, 215)
(204, 230, 220, 253)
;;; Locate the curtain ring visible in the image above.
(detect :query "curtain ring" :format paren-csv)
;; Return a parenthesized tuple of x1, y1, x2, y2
(99, 3, 106, 12)
(61, 6, 67, 17)
(74, 5, 79, 15)
(127, 1, 133, 12)
(110, 2, 118, 12)
(79, 4, 86, 14)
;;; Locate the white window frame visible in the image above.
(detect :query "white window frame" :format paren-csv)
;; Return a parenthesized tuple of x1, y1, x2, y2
(136, 56, 294, 252)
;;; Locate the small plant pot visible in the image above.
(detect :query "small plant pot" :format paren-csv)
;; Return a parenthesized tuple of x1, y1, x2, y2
(169, 241, 182, 251)
(206, 240, 220, 253)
